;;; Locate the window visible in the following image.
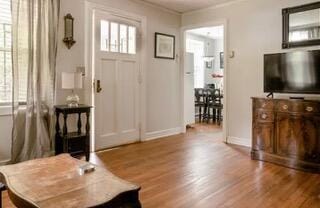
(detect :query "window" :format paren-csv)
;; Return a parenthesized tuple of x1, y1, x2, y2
(100, 20, 137, 54)
(100, 20, 109, 51)
(0, 0, 12, 104)
(119, 24, 128, 53)
(128, 26, 136, 54)
(110, 22, 119, 52)
(186, 39, 205, 88)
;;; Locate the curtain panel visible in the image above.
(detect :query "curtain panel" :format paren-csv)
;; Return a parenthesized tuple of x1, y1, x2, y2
(11, 0, 60, 163)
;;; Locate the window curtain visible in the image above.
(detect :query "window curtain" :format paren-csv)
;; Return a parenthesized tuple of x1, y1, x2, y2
(11, 0, 60, 163)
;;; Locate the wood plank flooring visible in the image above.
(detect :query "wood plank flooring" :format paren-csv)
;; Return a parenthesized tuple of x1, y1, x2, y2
(2, 123, 320, 207)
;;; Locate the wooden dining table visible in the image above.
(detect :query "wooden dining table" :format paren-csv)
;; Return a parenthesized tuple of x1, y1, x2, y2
(0, 154, 141, 208)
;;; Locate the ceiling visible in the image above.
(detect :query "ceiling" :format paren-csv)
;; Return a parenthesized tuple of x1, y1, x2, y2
(187, 26, 224, 39)
(139, 0, 238, 13)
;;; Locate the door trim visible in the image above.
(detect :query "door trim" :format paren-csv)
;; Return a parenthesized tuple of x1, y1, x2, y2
(180, 19, 229, 143)
(85, 1, 147, 152)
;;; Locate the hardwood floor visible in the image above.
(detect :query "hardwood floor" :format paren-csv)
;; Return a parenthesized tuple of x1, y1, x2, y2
(2, 124, 320, 207)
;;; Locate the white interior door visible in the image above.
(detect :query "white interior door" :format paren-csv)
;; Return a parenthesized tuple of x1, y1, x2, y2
(94, 10, 141, 150)
(184, 52, 195, 126)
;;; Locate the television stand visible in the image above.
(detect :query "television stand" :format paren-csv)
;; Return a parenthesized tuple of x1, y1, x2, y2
(251, 97, 320, 173)
(289, 96, 305, 100)
(266, 92, 273, 98)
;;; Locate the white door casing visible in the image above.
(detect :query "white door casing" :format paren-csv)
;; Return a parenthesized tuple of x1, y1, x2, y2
(94, 10, 141, 150)
(184, 52, 195, 126)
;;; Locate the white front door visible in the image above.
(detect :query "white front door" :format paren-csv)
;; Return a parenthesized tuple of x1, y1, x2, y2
(94, 10, 141, 150)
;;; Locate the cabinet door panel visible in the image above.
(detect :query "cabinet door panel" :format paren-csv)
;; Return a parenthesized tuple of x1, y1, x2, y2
(276, 113, 298, 158)
(302, 116, 320, 162)
(276, 113, 320, 162)
(253, 122, 274, 153)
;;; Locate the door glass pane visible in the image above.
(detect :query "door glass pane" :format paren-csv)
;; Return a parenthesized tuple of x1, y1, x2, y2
(120, 24, 128, 53)
(128, 26, 136, 54)
(4, 24, 11, 48)
(100, 20, 109, 51)
(110, 22, 119, 52)
(101, 20, 109, 51)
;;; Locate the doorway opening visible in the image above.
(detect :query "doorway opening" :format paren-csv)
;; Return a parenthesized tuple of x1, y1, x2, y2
(183, 25, 225, 139)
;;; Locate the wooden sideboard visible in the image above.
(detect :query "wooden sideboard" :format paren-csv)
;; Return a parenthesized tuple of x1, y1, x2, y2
(251, 97, 320, 173)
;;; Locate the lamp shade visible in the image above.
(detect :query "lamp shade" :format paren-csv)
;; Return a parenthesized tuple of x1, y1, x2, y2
(61, 72, 83, 89)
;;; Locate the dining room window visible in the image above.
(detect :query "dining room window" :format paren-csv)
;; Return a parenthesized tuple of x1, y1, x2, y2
(186, 39, 205, 88)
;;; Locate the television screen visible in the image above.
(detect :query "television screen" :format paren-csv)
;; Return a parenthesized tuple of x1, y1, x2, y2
(264, 50, 320, 94)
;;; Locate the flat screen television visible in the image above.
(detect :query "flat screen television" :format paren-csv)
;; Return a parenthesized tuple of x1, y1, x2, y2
(264, 50, 320, 94)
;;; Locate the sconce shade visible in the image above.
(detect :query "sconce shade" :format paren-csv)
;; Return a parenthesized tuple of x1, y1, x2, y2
(61, 72, 83, 89)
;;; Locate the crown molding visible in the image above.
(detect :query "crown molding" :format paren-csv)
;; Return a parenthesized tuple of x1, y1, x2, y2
(183, 0, 250, 16)
(131, 0, 182, 16)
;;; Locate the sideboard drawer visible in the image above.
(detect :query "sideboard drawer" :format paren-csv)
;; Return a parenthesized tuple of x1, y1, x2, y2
(254, 99, 274, 110)
(276, 101, 320, 113)
(254, 110, 274, 122)
(276, 101, 292, 112)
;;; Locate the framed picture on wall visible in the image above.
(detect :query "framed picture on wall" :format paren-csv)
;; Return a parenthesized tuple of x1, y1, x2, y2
(155, 33, 175, 59)
(220, 52, 224, 69)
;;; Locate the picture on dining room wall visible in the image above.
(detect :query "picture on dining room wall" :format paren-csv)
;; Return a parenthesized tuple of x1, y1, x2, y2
(155, 32, 175, 59)
(220, 52, 224, 69)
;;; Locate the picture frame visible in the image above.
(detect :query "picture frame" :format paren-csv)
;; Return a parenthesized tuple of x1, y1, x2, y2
(220, 52, 224, 69)
(155, 33, 175, 59)
(282, 2, 320, 49)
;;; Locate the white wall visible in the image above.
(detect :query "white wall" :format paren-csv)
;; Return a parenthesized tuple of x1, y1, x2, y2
(0, 0, 181, 162)
(182, 0, 320, 146)
(0, 114, 12, 162)
(58, 0, 181, 137)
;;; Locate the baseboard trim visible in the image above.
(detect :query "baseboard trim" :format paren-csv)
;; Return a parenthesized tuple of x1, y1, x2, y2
(143, 127, 182, 141)
(227, 136, 251, 147)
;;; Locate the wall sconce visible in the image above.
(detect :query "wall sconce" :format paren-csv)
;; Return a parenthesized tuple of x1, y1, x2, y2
(63, 13, 76, 49)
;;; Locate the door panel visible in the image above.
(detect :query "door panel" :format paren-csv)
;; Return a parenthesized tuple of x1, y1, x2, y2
(118, 60, 138, 133)
(252, 121, 274, 153)
(96, 59, 117, 139)
(276, 113, 300, 158)
(276, 113, 319, 161)
(94, 10, 141, 150)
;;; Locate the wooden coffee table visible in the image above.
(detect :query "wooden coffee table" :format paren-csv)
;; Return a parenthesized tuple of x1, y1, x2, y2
(0, 154, 141, 208)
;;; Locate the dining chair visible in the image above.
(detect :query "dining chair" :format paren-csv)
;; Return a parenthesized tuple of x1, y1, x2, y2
(206, 89, 223, 125)
(194, 88, 207, 122)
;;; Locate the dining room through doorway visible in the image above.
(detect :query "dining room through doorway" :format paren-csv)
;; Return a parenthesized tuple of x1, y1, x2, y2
(184, 25, 224, 134)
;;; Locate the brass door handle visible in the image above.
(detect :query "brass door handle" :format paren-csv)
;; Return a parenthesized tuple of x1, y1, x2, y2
(96, 80, 102, 93)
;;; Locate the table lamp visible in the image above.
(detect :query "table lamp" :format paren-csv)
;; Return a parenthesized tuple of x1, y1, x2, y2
(61, 72, 83, 107)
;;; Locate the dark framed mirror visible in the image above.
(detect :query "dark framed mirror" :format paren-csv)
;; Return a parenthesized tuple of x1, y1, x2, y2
(282, 2, 320, 49)
(63, 13, 76, 49)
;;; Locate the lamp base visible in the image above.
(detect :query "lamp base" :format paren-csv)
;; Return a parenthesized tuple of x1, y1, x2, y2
(66, 93, 80, 107)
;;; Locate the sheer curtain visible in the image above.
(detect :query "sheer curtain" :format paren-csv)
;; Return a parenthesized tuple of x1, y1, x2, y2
(11, 0, 60, 163)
